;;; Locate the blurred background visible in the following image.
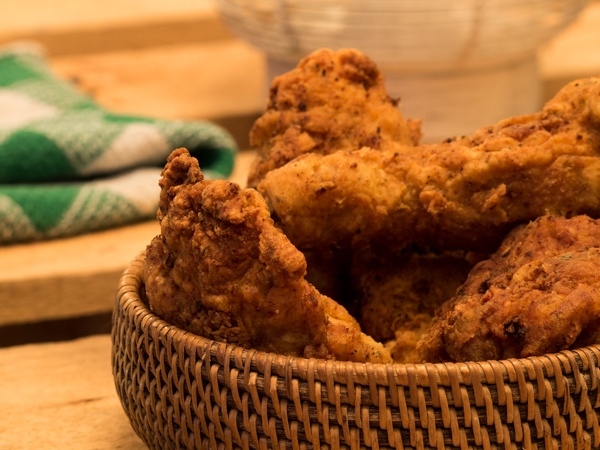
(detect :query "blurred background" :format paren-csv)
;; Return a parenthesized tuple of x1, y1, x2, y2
(215, 0, 591, 141)
(0, 0, 599, 346)
(1, 4, 598, 445)
(1, 0, 598, 148)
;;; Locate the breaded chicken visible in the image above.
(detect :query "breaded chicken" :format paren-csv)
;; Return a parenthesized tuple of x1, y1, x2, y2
(247, 48, 421, 187)
(258, 77, 600, 255)
(353, 248, 476, 363)
(417, 215, 600, 362)
(143, 148, 391, 363)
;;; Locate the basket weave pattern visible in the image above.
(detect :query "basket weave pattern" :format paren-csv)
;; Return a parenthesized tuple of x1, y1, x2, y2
(112, 257, 600, 449)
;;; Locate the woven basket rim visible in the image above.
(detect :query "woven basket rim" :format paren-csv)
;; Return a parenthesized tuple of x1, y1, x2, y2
(117, 254, 600, 386)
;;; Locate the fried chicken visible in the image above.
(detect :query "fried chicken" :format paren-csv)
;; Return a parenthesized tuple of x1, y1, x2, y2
(143, 148, 391, 363)
(257, 77, 600, 255)
(417, 215, 600, 363)
(247, 48, 421, 188)
(353, 249, 476, 363)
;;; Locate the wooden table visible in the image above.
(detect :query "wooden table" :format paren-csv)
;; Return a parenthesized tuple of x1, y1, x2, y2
(1, 0, 600, 447)
(1, 335, 146, 448)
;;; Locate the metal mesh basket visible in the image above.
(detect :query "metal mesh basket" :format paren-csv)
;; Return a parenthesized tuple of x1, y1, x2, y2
(112, 255, 600, 449)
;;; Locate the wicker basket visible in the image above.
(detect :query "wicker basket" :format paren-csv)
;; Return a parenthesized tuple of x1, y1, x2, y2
(112, 256, 600, 449)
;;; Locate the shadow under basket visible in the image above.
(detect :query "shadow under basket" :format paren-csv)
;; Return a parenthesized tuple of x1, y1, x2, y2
(112, 256, 600, 449)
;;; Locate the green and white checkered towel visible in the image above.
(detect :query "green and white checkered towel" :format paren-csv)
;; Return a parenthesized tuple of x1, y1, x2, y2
(0, 43, 237, 245)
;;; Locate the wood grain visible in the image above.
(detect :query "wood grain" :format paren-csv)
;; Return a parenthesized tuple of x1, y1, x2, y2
(0, 0, 224, 57)
(50, 41, 267, 123)
(0, 335, 146, 448)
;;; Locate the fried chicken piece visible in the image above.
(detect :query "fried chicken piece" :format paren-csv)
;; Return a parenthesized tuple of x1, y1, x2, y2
(143, 148, 391, 363)
(258, 77, 600, 254)
(247, 48, 421, 188)
(249, 48, 422, 310)
(417, 215, 600, 362)
(353, 248, 477, 363)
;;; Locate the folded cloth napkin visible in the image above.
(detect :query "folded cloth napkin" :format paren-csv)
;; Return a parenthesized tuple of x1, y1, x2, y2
(0, 43, 237, 245)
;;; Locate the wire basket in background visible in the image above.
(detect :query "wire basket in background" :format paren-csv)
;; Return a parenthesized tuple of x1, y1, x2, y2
(215, 0, 588, 142)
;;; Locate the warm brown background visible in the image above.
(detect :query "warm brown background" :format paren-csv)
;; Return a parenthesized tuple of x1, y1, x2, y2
(1, 1, 599, 447)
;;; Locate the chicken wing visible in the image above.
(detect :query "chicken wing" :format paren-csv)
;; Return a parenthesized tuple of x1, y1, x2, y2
(247, 48, 421, 187)
(143, 148, 391, 363)
(417, 215, 600, 362)
(258, 77, 600, 254)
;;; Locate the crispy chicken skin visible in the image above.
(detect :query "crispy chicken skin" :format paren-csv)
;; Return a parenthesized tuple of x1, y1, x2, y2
(247, 48, 421, 187)
(143, 148, 391, 363)
(257, 77, 600, 254)
(417, 215, 600, 362)
(353, 249, 476, 363)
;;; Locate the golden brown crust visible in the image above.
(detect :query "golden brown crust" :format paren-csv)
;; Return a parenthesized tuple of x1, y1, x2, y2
(145, 51, 600, 365)
(258, 77, 600, 254)
(352, 249, 476, 363)
(247, 48, 421, 187)
(144, 148, 391, 363)
(417, 215, 600, 362)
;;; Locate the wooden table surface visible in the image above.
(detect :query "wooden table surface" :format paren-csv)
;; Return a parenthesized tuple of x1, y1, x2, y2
(1, 335, 147, 449)
(1, 0, 600, 448)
